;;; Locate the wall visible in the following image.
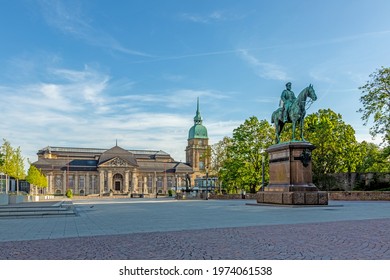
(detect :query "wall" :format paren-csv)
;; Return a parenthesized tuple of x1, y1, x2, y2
(316, 172, 390, 191)
(329, 191, 390, 201)
(210, 192, 390, 201)
(209, 193, 258, 200)
(9, 195, 27, 204)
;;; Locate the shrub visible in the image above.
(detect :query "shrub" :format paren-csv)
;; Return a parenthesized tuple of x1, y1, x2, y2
(65, 189, 73, 198)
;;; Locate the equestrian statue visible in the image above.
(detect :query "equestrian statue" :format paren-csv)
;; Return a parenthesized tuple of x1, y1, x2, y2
(271, 82, 317, 144)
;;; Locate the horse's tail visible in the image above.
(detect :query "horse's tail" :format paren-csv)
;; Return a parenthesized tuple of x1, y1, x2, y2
(271, 111, 275, 123)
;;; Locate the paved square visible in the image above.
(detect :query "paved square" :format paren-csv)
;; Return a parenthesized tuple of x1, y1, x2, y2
(0, 198, 389, 259)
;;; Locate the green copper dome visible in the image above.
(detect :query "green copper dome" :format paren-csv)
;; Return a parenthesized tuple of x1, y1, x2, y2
(188, 98, 208, 139)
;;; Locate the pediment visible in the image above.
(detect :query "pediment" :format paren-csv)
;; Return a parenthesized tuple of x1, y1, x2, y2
(99, 157, 132, 167)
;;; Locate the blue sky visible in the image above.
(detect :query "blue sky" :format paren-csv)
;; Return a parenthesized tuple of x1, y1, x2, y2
(1, 0, 390, 164)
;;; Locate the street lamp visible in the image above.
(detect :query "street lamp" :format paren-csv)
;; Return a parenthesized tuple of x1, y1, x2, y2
(155, 171, 158, 199)
(262, 154, 265, 191)
(175, 174, 178, 199)
(205, 166, 209, 200)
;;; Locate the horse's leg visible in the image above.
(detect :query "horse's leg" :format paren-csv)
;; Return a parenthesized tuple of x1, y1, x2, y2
(278, 121, 283, 143)
(300, 117, 305, 141)
(292, 119, 296, 141)
(277, 121, 283, 143)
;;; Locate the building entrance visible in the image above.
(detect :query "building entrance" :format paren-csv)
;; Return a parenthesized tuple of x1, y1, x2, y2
(113, 173, 123, 192)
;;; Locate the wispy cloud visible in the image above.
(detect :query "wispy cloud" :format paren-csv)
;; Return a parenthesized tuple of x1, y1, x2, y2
(116, 89, 228, 109)
(37, 0, 152, 57)
(180, 10, 227, 23)
(179, 10, 247, 24)
(162, 73, 185, 82)
(238, 49, 290, 81)
(0, 59, 232, 164)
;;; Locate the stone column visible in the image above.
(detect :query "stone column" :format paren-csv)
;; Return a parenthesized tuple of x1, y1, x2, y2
(153, 172, 157, 195)
(99, 170, 105, 195)
(163, 174, 168, 193)
(50, 173, 55, 194)
(132, 173, 138, 193)
(124, 171, 130, 193)
(75, 172, 79, 194)
(143, 176, 148, 194)
(86, 173, 90, 195)
(91, 175, 96, 194)
(178, 176, 182, 189)
(46, 173, 50, 194)
(62, 170, 67, 194)
(47, 172, 53, 194)
(107, 170, 113, 192)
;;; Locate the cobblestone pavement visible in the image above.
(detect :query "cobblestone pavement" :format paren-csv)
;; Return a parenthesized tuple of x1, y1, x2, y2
(1, 199, 390, 260)
(1, 218, 389, 260)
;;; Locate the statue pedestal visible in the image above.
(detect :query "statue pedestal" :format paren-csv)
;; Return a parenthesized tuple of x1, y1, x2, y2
(257, 142, 328, 205)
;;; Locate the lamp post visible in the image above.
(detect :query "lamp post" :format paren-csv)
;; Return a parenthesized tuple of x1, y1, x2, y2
(205, 166, 209, 200)
(175, 174, 178, 199)
(155, 171, 158, 199)
(261, 154, 265, 191)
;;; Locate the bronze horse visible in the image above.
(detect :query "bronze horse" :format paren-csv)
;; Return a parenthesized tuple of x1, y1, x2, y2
(271, 84, 317, 143)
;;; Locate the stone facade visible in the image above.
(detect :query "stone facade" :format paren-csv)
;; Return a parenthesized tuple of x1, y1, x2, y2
(33, 145, 193, 196)
(32, 99, 212, 196)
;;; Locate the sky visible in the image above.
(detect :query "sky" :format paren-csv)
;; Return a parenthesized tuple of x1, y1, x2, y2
(1, 0, 390, 166)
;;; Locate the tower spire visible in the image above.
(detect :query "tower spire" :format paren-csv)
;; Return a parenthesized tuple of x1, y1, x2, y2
(194, 97, 202, 125)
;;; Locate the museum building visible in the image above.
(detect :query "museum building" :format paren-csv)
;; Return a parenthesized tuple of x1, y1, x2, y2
(32, 100, 210, 196)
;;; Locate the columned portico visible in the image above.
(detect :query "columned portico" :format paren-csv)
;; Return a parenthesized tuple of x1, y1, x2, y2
(33, 145, 194, 197)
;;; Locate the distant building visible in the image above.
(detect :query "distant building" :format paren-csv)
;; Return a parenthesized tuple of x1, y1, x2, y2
(32, 99, 210, 196)
(185, 98, 210, 179)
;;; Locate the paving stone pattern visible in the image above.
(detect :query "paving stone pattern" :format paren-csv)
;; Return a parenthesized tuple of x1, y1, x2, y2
(1, 199, 390, 260)
(0, 219, 390, 260)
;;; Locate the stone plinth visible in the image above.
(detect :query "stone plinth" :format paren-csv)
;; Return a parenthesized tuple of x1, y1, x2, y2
(258, 141, 328, 205)
(257, 191, 328, 205)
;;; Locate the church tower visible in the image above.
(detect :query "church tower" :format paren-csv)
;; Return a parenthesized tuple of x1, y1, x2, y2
(186, 98, 210, 179)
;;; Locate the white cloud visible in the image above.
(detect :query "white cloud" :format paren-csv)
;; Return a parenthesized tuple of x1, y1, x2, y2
(115, 88, 228, 110)
(37, 0, 151, 57)
(0, 61, 235, 165)
(162, 73, 185, 82)
(239, 49, 290, 81)
(179, 10, 245, 24)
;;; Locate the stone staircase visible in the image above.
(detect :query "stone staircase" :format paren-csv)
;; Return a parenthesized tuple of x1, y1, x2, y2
(0, 200, 77, 218)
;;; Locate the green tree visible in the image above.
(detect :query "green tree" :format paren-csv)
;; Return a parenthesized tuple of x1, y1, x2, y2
(226, 117, 274, 193)
(210, 137, 231, 193)
(0, 139, 15, 194)
(358, 66, 390, 145)
(305, 109, 362, 189)
(214, 136, 241, 194)
(357, 141, 390, 173)
(26, 163, 48, 194)
(0, 140, 26, 194)
(10, 146, 26, 194)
